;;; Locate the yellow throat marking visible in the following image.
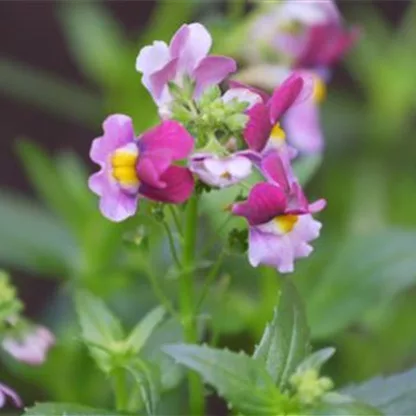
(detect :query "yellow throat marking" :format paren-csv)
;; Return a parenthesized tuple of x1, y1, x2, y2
(270, 123, 286, 144)
(111, 149, 139, 186)
(274, 214, 298, 234)
(313, 76, 326, 104)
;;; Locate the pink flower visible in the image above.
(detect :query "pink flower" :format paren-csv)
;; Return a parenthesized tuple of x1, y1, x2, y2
(228, 72, 313, 154)
(89, 115, 195, 222)
(270, 0, 359, 69)
(0, 383, 22, 408)
(190, 154, 253, 188)
(231, 151, 325, 273)
(136, 23, 236, 111)
(2, 325, 55, 366)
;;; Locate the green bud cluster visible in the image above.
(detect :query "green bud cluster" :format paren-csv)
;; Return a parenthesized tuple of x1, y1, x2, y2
(227, 228, 249, 254)
(290, 368, 334, 405)
(168, 79, 250, 155)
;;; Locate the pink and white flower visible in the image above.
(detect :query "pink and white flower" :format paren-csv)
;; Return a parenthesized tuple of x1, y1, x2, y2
(89, 115, 195, 222)
(247, 0, 358, 70)
(0, 383, 21, 408)
(190, 154, 253, 188)
(232, 151, 325, 273)
(136, 23, 236, 113)
(2, 325, 55, 366)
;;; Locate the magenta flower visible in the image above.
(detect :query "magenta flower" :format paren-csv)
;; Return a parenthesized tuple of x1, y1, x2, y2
(231, 151, 325, 273)
(0, 383, 22, 408)
(228, 72, 313, 154)
(2, 325, 55, 366)
(136, 23, 236, 111)
(89, 115, 195, 222)
(190, 154, 253, 188)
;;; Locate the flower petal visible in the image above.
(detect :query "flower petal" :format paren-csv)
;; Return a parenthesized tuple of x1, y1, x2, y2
(232, 182, 287, 225)
(149, 58, 179, 102)
(0, 383, 22, 408)
(244, 103, 272, 152)
(228, 80, 270, 103)
(140, 166, 194, 203)
(194, 56, 237, 97)
(135, 41, 170, 74)
(139, 120, 194, 161)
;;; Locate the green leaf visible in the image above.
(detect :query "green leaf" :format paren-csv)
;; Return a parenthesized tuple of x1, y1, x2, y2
(0, 58, 101, 126)
(75, 290, 124, 372)
(24, 402, 123, 415)
(141, 318, 185, 391)
(126, 306, 165, 354)
(15, 140, 85, 230)
(295, 348, 336, 374)
(253, 279, 310, 389)
(164, 344, 288, 415)
(0, 190, 76, 277)
(58, 2, 130, 88)
(305, 229, 416, 339)
(341, 367, 416, 415)
(125, 359, 160, 416)
(308, 393, 382, 416)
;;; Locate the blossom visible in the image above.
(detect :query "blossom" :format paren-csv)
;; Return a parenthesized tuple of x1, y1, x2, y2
(2, 325, 55, 366)
(228, 72, 313, 154)
(136, 23, 236, 112)
(89, 115, 195, 222)
(0, 383, 21, 408)
(231, 151, 325, 273)
(231, 68, 324, 154)
(247, 0, 358, 70)
(190, 154, 253, 188)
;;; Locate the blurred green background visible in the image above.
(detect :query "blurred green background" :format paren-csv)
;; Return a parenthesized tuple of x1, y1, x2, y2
(1, 1, 416, 414)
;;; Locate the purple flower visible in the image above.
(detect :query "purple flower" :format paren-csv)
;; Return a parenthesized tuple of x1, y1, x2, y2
(231, 151, 325, 273)
(190, 154, 253, 188)
(89, 115, 195, 222)
(136, 23, 236, 111)
(0, 383, 22, 408)
(2, 325, 55, 366)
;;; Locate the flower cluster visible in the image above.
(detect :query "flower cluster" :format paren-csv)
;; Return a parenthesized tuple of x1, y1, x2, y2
(239, 0, 358, 154)
(89, 22, 325, 273)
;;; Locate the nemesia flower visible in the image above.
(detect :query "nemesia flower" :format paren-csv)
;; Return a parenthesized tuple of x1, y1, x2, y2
(0, 382, 21, 408)
(2, 325, 55, 366)
(136, 23, 236, 113)
(228, 72, 313, 154)
(232, 151, 325, 273)
(89, 115, 195, 222)
(190, 154, 253, 188)
(246, 0, 358, 70)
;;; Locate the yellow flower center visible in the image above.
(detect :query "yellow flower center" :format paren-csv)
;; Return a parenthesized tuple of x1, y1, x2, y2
(274, 214, 298, 234)
(313, 76, 326, 104)
(111, 149, 139, 187)
(280, 20, 303, 35)
(270, 122, 286, 144)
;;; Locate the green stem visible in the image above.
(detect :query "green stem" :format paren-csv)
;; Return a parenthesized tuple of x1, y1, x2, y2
(112, 368, 128, 412)
(162, 220, 182, 268)
(180, 195, 204, 415)
(168, 205, 183, 237)
(196, 250, 226, 311)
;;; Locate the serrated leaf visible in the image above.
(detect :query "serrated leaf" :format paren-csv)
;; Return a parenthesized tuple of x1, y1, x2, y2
(308, 393, 382, 416)
(141, 318, 185, 391)
(125, 359, 160, 416)
(0, 190, 77, 277)
(306, 229, 416, 339)
(126, 306, 165, 354)
(24, 402, 122, 415)
(295, 348, 336, 374)
(253, 278, 310, 389)
(341, 367, 416, 415)
(75, 290, 123, 372)
(164, 344, 287, 415)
